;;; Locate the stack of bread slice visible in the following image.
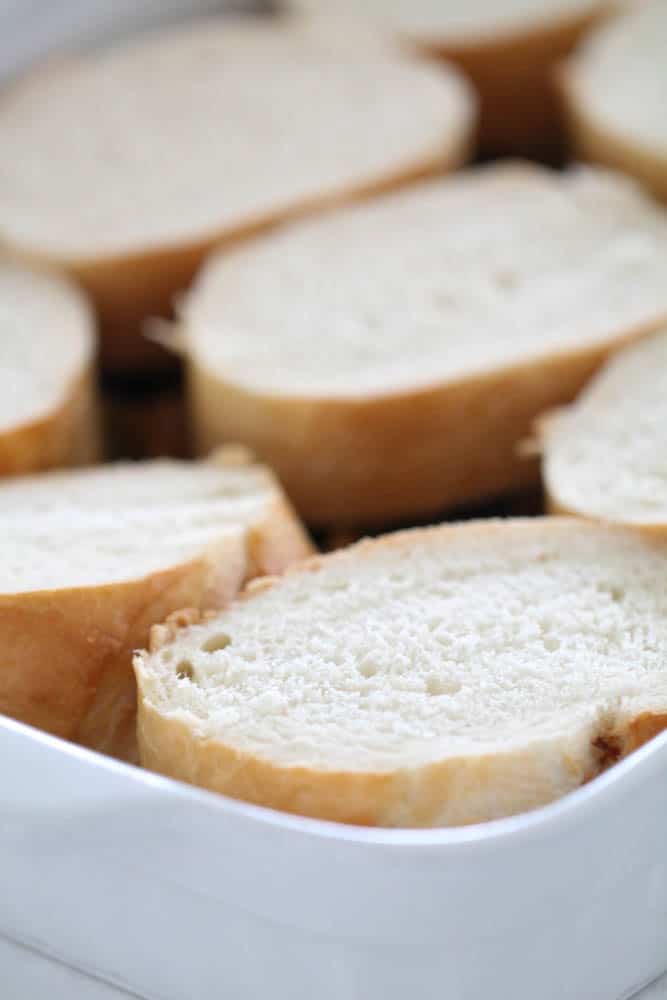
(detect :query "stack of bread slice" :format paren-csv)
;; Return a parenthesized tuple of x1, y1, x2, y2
(0, 16, 475, 369)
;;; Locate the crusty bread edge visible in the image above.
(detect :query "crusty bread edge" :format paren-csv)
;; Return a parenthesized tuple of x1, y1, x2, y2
(134, 518, 667, 827)
(0, 456, 313, 762)
(136, 699, 667, 827)
(0, 259, 100, 473)
(0, 364, 100, 475)
(188, 302, 667, 526)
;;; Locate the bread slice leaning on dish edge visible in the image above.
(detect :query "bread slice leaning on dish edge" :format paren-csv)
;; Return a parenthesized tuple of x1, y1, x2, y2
(182, 162, 667, 527)
(135, 518, 667, 828)
(539, 329, 667, 526)
(0, 449, 312, 761)
(0, 16, 475, 371)
(0, 258, 98, 475)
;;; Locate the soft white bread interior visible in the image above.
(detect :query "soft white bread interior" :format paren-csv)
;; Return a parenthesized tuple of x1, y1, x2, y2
(283, 0, 621, 153)
(0, 259, 98, 474)
(0, 450, 312, 760)
(560, 0, 667, 203)
(184, 162, 667, 526)
(540, 329, 667, 526)
(136, 518, 667, 828)
(0, 16, 475, 370)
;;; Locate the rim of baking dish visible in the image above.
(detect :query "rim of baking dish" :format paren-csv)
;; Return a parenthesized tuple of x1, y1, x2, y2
(2, 714, 665, 849)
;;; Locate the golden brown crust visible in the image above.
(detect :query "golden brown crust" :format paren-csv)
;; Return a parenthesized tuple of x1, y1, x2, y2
(138, 686, 667, 828)
(189, 319, 665, 528)
(558, 65, 667, 203)
(0, 365, 100, 477)
(0, 495, 313, 762)
(137, 699, 592, 827)
(622, 712, 667, 755)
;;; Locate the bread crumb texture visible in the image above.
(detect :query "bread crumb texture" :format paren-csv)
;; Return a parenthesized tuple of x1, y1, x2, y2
(136, 519, 667, 826)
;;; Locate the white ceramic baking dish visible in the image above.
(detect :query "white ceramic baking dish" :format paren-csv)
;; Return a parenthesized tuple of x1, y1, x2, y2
(1, 715, 666, 1000)
(1, 1, 666, 995)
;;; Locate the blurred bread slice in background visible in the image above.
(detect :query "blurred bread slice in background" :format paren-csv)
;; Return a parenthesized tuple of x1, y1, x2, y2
(0, 450, 312, 761)
(182, 162, 667, 527)
(540, 329, 667, 526)
(560, 0, 667, 202)
(0, 259, 98, 476)
(0, 15, 475, 372)
(283, 0, 626, 156)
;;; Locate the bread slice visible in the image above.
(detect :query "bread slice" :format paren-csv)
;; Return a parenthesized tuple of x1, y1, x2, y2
(539, 330, 667, 526)
(0, 259, 98, 475)
(560, 0, 667, 203)
(135, 518, 667, 828)
(182, 162, 667, 527)
(283, 0, 622, 154)
(0, 16, 474, 371)
(0, 450, 312, 760)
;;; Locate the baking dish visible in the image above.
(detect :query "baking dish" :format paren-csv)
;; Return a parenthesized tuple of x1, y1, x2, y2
(1, 715, 666, 1000)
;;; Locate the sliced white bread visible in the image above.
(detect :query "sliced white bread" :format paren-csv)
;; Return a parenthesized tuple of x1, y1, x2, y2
(0, 450, 312, 760)
(540, 329, 667, 526)
(0, 259, 98, 475)
(0, 16, 475, 371)
(135, 518, 667, 828)
(560, 0, 667, 203)
(284, 0, 622, 153)
(182, 162, 667, 527)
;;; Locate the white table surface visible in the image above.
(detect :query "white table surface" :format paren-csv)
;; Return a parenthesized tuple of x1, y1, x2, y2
(2, 936, 666, 1000)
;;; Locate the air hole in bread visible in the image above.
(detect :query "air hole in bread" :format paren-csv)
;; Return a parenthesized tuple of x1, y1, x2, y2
(358, 657, 378, 678)
(426, 674, 461, 696)
(323, 579, 349, 593)
(494, 270, 518, 290)
(597, 582, 625, 603)
(176, 660, 195, 681)
(202, 633, 232, 653)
